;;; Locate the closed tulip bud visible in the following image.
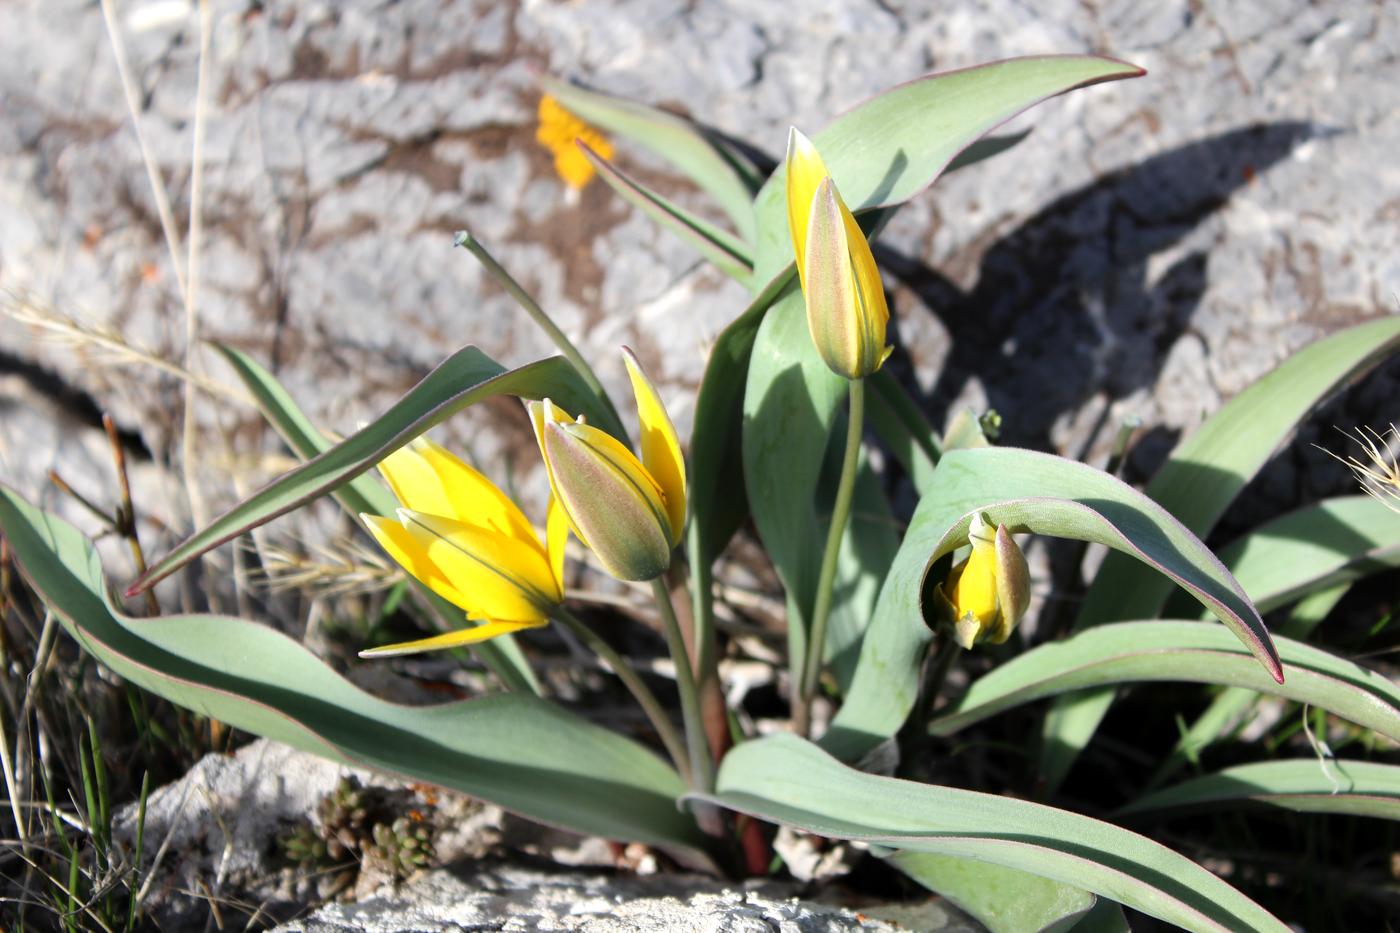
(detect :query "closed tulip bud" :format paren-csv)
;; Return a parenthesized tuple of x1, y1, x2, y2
(785, 127, 892, 380)
(529, 349, 686, 582)
(934, 512, 1030, 649)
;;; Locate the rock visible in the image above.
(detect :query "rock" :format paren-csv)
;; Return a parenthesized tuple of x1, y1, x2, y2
(117, 738, 976, 930)
(274, 864, 926, 932)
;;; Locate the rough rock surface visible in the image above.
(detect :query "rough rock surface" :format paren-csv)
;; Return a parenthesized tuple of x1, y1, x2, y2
(3, 0, 1396, 551)
(119, 738, 970, 931)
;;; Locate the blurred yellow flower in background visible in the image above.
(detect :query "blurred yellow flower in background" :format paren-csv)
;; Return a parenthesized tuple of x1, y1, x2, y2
(536, 94, 614, 190)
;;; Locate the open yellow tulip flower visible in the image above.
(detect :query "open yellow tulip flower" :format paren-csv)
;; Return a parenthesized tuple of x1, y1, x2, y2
(934, 512, 1031, 650)
(358, 436, 567, 657)
(785, 127, 892, 380)
(528, 349, 687, 583)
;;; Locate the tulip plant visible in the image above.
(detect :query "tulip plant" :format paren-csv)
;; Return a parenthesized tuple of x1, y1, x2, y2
(4, 55, 1400, 932)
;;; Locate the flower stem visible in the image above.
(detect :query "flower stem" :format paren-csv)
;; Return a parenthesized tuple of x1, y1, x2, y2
(651, 577, 715, 794)
(796, 376, 864, 735)
(553, 605, 692, 784)
(453, 229, 627, 439)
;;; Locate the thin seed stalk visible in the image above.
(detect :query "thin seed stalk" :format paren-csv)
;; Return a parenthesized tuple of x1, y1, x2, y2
(453, 230, 626, 438)
(651, 578, 715, 794)
(796, 376, 864, 735)
(552, 606, 691, 784)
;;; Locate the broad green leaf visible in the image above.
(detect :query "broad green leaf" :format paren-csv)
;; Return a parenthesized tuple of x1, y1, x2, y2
(0, 487, 707, 860)
(890, 850, 1099, 933)
(823, 440, 901, 693)
(704, 734, 1287, 932)
(1120, 760, 1400, 822)
(538, 74, 759, 241)
(580, 142, 753, 281)
(1193, 495, 1400, 617)
(751, 55, 1144, 283)
(743, 290, 848, 689)
(1152, 584, 1349, 789)
(929, 622, 1400, 743)
(1045, 315, 1400, 792)
(132, 348, 610, 593)
(823, 448, 1278, 763)
(215, 345, 540, 695)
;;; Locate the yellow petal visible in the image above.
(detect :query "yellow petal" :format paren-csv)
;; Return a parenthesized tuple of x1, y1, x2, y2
(359, 618, 547, 658)
(544, 419, 673, 581)
(382, 436, 537, 544)
(529, 398, 590, 547)
(803, 177, 862, 378)
(840, 198, 891, 376)
(785, 127, 830, 293)
(546, 494, 568, 594)
(397, 509, 559, 620)
(622, 348, 687, 543)
(362, 513, 471, 612)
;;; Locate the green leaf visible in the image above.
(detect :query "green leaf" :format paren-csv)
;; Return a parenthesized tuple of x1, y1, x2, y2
(1120, 760, 1400, 822)
(133, 347, 610, 594)
(890, 850, 1099, 933)
(743, 290, 848, 689)
(1149, 495, 1400, 785)
(704, 734, 1288, 932)
(929, 622, 1400, 742)
(823, 443, 901, 693)
(538, 74, 759, 241)
(867, 369, 941, 494)
(1044, 315, 1400, 792)
(751, 55, 1144, 284)
(824, 447, 1279, 763)
(215, 345, 540, 695)
(0, 487, 707, 859)
(580, 142, 753, 281)
(1152, 585, 1350, 789)
(1202, 495, 1400, 616)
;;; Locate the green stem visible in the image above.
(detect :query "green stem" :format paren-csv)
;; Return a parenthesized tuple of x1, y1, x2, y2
(797, 376, 865, 733)
(454, 229, 626, 439)
(651, 577, 714, 793)
(553, 605, 692, 784)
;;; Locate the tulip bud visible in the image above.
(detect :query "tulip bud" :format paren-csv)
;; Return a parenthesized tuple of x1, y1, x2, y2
(934, 512, 1031, 649)
(528, 351, 686, 582)
(785, 127, 892, 380)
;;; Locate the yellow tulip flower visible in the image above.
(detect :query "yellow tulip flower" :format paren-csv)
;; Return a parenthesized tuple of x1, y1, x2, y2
(528, 349, 686, 582)
(936, 512, 1031, 649)
(785, 127, 892, 380)
(358, 436, 566, 657)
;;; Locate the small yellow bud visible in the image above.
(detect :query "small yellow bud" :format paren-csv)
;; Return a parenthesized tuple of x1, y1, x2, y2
(934, 512, 1030, 649)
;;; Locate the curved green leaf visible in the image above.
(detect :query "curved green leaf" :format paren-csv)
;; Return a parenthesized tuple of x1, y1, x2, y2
(1120, 760, 1400, 822)
(867, 369, 942, 494)
(215, 344, 539, 695)
(580, 142, 753, 281)
(1150, 495, 1400, 781)
(704, 734, 1287, 932)
(132, 348, 609, 594)
(890, 851, 1100, 933)
(538, 73, 759, 241)
(1207, 495, 1400, 615)
(824, 448, 1278, 762)
(0, 487, 706, 859)
(751, 55, 1144, 283)
(1152, 585, 1349, 789)
(1044, 315, 1400, 792)
(930, 622, 1400, 742)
